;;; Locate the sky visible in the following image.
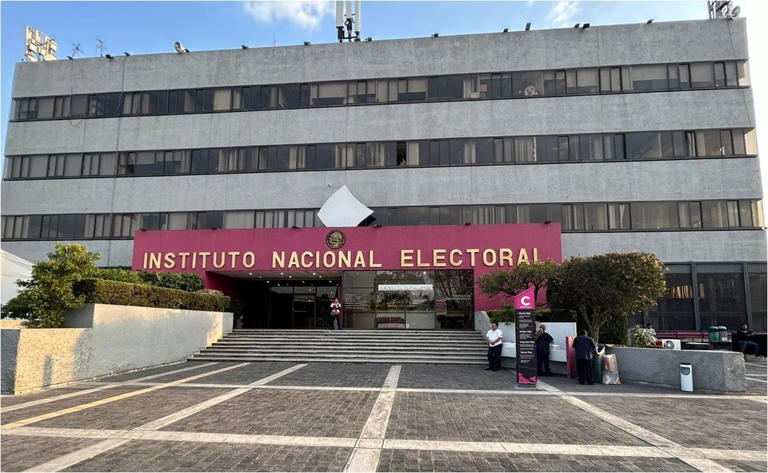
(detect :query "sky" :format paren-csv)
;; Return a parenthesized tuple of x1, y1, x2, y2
(0, 0, 766, 199)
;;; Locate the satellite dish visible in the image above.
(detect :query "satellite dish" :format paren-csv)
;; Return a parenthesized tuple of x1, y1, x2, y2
(731, 6, 740, 17)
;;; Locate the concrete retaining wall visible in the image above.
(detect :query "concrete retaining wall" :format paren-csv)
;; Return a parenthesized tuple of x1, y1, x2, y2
(607, 346, 746, 393)
(1, 304, 233, 393)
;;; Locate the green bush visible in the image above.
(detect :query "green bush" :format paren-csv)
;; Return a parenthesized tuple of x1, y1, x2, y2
(534, 308, 577, 323)
(137, 272, 204, 292)
(74, 279, 230, 312)
(487, 303, 516, 323)
(96, 268, 143, 284)
(1, 243, 100, 327)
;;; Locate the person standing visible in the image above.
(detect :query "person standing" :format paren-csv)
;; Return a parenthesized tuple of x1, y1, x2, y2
(485, 322, 504, 371)
(535, 324, 554, 376)
(734, 323, 760, 357)
(330, 297, 342, 330)
(572, 330, 597, 384)
(646, 323, 658, 343)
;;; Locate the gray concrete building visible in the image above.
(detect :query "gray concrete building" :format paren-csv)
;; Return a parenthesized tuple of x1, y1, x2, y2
(2, 18, 765, 331)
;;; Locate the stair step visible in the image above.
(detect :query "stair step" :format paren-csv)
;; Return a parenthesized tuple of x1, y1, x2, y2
(189, 356, 486, 365)
(203, 347, 484, 354)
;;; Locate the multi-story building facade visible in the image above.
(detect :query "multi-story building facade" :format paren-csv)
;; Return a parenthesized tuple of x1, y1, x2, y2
(2, 18, 765, 331)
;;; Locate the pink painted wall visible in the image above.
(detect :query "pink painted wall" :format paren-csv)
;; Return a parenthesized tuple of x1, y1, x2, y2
(132, 224, 562, 311)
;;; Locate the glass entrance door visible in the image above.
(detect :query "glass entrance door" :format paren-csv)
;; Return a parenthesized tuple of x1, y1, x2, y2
(292, 293, 315, 329)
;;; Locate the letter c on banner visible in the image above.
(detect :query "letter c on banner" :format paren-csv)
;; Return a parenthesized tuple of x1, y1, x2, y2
(521, 296, 532, 307)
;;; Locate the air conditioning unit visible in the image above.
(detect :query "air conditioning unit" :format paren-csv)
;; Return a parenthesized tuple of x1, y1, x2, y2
(662, 339, 681, 350)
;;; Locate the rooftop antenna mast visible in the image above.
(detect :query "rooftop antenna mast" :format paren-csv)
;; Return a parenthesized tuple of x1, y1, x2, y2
(96, 39, 106, 57)
(336, 1, 362, 42)
(708, 1, 740, 19)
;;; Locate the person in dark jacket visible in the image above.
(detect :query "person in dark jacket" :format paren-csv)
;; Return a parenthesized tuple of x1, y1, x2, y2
(535, 324, 554, 376)
(572, 330, 597, 385)
(733, 323, 760, 357)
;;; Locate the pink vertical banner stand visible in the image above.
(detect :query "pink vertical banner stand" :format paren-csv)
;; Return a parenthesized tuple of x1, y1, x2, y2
(514, 286, 538, 385)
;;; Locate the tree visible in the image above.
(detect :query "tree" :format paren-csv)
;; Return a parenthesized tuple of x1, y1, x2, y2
(1, 243, 100, 327)
(477, 260, 559, 308)
(547, 252, 666, 343)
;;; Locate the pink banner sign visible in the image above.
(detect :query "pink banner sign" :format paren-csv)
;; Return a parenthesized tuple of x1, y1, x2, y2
(514, 286, 536, 310)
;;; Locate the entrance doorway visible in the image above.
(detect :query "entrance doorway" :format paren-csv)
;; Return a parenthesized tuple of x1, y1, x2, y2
(239, 279, 340, 329)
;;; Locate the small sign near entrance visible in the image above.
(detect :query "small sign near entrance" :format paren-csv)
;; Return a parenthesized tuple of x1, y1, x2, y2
(514, 286, 537, 385)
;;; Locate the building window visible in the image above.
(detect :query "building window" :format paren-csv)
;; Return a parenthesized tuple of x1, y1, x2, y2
(88, 93, 122, 117)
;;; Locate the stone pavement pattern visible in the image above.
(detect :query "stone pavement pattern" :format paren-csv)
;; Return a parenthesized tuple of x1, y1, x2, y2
(1, 359, 766, 472)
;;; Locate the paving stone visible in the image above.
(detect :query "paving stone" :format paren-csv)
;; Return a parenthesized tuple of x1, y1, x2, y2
(385, 392, 649, 445)
(62, 440, 352, 472)
(581, 396, 767, 450)
(94, 362, 215, 382)
(398, 364, 520, 390)
(1, 386, 96, 407)
(124, 362, 244, 384)
(188, 361, 297, 385)
(2, 387, 141, 425)
(160, 388, 376, 438)
(32, 387, 229, 430)
(376, 450, 697, 472)
(0, 435, 102, 472)
(267, 363, 390, 387)
(716, 459, 768, 472)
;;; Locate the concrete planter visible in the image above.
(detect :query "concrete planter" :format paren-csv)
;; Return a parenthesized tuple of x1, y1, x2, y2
(607, 346, 745, 393)
(1, 303, 233, 394)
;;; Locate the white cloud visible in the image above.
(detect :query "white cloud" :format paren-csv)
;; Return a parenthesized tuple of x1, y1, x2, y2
(546, 1, 580, 28)
(243, 1, 333, 30)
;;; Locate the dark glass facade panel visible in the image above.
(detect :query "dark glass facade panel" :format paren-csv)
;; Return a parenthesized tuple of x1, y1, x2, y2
(748, 264, 767, 332)
(428, 75, 465, 100)
(647, 266, 696, 330)
(697, 264, 747, 330)
(88, 93, 122, 117)
(69, 95, 88, 118)
(513, 71, 543, 97)
(544, 70, 566, 96)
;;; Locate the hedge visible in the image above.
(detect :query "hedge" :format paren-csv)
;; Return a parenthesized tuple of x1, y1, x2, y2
(74, 279, 230, 312)
(96, 269, 204, 292)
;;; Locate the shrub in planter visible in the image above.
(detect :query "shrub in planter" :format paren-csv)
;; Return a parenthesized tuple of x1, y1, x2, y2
(487, 303, 515, 323)
(96, 268, 143, 284)
(74, 279, 229, 312)
(137, 272, 204, 292)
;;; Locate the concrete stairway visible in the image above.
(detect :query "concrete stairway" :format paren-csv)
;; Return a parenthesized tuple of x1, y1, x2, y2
(189, 329, 488, 364)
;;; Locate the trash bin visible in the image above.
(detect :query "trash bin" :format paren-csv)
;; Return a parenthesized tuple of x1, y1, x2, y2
(592, 354, 604, 384)
(718, 326, 729, 343)
(680, 363, 693, 392)
(708, 326, 720, 343)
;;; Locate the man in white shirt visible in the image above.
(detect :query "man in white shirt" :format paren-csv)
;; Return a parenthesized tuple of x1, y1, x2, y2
(485, 322, 504, 371)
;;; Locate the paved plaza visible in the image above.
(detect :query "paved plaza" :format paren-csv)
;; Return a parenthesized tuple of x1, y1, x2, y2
(1, 360, 766, 472)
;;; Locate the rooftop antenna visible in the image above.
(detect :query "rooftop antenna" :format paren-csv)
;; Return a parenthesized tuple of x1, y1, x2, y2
(96, 39, 105, 57)
(708, 1, 740, 19)
(272, 32, 276, 47)
(71, 42, 82, 57)
(336, 1, 362, 42)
